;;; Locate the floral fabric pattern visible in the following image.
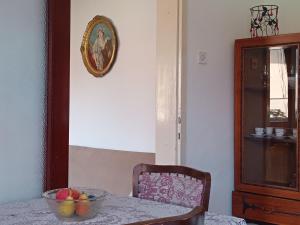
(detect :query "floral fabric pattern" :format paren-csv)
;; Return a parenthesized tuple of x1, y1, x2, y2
(138, 172, 204, 208)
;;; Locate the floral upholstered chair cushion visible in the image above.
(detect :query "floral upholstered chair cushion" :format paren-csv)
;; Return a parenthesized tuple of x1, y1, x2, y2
(138, 172, 204, 208)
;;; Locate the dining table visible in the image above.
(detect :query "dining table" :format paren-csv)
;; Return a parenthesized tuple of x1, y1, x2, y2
(0, 190, 247, 225)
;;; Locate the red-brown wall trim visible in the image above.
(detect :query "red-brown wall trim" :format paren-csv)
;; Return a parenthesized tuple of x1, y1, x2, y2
(45, 0, 70, 191)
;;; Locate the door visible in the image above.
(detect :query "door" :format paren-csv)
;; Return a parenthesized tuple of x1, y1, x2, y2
(156, 0, 183, 165)
(241, 45, 298, 189)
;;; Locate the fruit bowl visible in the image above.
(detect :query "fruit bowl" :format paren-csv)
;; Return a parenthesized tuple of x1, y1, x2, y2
(43, 188, 106, 222)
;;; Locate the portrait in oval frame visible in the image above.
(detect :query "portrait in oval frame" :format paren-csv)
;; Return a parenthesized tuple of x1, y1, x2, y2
(81, 16, 118, 77)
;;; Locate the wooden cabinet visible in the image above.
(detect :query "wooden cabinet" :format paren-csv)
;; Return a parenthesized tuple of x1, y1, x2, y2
(233, 33, 300, 225)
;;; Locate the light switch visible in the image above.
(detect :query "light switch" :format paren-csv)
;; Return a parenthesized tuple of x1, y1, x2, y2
(198, 51, 207, 64)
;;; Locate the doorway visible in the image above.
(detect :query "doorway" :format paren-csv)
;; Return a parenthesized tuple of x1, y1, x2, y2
(46, 0, 183, 192)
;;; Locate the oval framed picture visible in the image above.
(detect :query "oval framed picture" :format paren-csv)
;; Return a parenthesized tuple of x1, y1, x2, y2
(80, 16, 118, 77)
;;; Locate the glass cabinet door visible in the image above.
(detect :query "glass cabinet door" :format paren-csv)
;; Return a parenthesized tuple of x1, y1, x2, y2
(242, 45, 299, 189)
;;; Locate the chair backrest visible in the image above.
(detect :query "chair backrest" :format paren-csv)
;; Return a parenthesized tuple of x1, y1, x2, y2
(132, 164, 211, 211)
(125, 206, 205, 225)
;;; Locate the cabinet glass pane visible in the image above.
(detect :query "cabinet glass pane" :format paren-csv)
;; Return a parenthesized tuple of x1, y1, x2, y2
(242, 45, 298, 189)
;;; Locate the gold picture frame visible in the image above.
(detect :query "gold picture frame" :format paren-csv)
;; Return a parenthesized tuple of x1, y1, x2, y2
(80, 16, 118, 77)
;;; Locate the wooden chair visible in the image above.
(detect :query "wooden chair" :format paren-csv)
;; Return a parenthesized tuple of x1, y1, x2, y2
(132, 164, 211, 211)
(126, 206, 205, 225)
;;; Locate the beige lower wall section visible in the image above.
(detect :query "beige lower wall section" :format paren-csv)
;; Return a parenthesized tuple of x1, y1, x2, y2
(69, 146, 155, 196)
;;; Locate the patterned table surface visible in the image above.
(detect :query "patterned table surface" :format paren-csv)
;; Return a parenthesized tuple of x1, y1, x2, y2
(0, 192, 247, 225)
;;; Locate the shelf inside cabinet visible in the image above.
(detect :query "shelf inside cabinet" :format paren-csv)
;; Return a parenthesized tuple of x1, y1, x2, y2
(244, 135, 296, 144)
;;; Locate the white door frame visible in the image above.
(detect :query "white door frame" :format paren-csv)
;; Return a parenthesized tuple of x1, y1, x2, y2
(155, 0, 183, 165)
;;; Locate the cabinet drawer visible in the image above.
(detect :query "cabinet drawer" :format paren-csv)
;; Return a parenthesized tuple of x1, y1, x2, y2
(233, 191, 300, 225)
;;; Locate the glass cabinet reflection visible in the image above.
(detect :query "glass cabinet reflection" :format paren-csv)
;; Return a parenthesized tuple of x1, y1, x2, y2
(242, 45, 299, 189)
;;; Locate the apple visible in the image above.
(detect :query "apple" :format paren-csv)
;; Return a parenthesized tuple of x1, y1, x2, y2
(56, 188, 70, 200)
(70, 188, 80, 200)
(56, 188, 80, 200)
(58, 196, 75, 217)
(76, 193, 90, 217)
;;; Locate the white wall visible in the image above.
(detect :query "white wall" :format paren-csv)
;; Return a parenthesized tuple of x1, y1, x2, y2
(70, 0, 156, 153)
(0, 0, 45, 203)
(182, 0, 300, 215)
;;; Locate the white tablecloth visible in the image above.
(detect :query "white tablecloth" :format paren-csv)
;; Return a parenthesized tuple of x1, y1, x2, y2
(0, 192, 246, 225)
